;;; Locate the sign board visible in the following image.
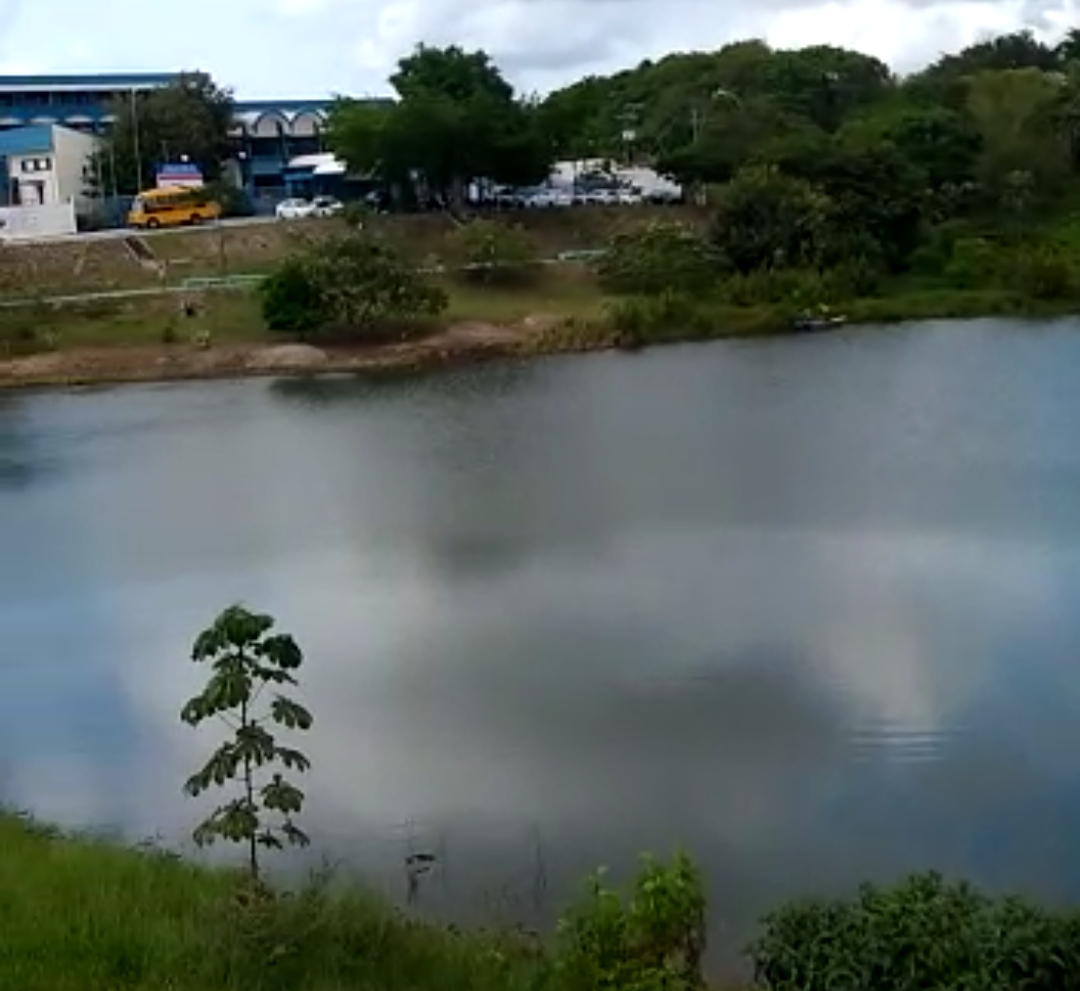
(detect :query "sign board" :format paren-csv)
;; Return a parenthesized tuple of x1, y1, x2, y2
(156, 162, 204, 189)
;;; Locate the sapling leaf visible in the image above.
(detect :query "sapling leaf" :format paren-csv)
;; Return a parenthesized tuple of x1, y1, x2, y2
(180, 605, 313, 879)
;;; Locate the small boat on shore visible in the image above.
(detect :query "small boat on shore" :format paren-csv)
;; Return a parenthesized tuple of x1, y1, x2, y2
(791, 313, 848, 333)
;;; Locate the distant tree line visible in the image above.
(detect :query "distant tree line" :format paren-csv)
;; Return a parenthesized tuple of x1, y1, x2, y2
(93, 30, 1080, 307)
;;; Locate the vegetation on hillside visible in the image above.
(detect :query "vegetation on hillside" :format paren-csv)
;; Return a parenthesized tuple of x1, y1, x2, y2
(18, 32, 1080, 367)
(318, 29, 1080, 337)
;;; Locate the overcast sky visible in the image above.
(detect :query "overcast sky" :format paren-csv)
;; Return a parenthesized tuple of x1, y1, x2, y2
(0, 0, 1077, 99)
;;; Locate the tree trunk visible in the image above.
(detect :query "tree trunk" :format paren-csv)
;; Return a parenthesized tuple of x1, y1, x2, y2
(448, 175, 466, 213)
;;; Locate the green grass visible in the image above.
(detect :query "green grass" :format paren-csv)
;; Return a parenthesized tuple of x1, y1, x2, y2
(1, 291, 268, 351)
(0, 812, 553, 991)
(5, 264, 1080, 372)
(1, 269, 608, 353)
(443, 269, 608, 323)
(0, 207, 702, 304)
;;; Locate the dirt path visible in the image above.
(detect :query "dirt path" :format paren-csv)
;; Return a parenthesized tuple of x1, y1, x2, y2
(0, 317, 567, 391)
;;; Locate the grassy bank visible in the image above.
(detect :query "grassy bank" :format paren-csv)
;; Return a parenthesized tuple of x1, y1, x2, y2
(9, 808, 1080, 991)
(4, 271, 1075, 354)
(4, 249, 1080, 392)
(0, 812, 555, 991)
(0, 206, 703, 303)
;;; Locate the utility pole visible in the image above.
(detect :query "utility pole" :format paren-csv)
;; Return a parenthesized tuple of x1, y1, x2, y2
(130, 88, 143, 192)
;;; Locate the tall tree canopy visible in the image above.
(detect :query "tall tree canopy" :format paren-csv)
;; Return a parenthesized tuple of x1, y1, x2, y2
(319, 28, 1080, 280)
(327, 44, 550, 208)
(90, 71, 234, 195)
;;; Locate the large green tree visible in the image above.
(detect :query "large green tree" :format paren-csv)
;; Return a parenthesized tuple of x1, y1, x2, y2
(327, 45, 551, 209)
(965, 67, 1070, 200)
(89, 71, 234, 195)
(710, 165, 836, 272)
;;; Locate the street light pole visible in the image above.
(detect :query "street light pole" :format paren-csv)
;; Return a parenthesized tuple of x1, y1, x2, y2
(130, 88, 143, 191)
(687, 89, 741, 206)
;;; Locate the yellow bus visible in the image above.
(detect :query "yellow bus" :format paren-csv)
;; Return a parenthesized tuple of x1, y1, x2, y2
(127, 186, 222, 229)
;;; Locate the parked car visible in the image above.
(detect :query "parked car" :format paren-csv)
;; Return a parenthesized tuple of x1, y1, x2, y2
(527, 189, 573, 208)
(310, 195, 344, 217)
(275, 197, 315, 220)
(491, 187, 524, 208)
(646, 187, 683, 205)
(588, 189, 622, 206)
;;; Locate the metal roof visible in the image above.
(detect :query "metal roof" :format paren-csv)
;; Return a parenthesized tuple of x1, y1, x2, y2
(0, 124, 55, 155)
(234, 99, 333, 112)
(0, 72, 174, 93)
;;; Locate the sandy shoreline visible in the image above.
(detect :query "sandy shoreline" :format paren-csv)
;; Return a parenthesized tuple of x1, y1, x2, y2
(0, 317, 570, 392)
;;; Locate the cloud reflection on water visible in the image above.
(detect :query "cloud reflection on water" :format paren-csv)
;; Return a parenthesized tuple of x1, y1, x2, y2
(6, 322, 1080, 950)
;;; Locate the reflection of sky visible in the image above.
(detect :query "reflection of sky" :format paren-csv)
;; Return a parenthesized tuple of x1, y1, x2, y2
(6, 320, 1080, 956)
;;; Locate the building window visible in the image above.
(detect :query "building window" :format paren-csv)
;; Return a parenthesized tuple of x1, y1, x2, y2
(20, 157, 51, 173)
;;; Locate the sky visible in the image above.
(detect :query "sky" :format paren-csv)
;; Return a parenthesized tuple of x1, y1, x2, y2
(0, 0, 1078, 100)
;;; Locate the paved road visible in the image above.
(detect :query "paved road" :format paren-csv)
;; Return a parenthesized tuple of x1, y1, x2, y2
(63, 215, 281, 244)
(0, 215, 281, 247)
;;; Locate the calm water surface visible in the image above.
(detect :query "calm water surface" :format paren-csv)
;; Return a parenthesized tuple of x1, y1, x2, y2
(5, 317, 1080, 957)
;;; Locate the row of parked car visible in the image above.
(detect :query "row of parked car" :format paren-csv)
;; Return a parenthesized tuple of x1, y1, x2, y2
(274, 196, 346, 220)
(488, 185, 683, 208)
(271, 184, 683, 221)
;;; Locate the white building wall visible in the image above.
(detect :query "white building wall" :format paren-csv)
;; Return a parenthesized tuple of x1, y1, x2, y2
(0, 201, 77, 239)
(3, 125, 98, 215)
(6, 149, 60, 207)
(49, 124, 99, 213)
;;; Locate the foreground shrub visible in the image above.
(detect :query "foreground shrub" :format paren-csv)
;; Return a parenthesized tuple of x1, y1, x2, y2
(181, 605, 314, 881)
(260, 232, 447, 341)
(597, 221, 722, 296)
(445, 219, 538, 285)
(555, 850, 707, 991)
(750, 871, 1080, 991)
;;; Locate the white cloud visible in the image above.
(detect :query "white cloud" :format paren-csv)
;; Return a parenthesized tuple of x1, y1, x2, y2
(0, 0, 1077, 98)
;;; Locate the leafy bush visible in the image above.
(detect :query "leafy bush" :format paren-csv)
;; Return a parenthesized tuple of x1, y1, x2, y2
(202, 181, 254, 218)
(181, 605, 314, 881)
(260, 232, 447, 341)
(444, 219, 538, 285)
(749, 871, 1080, 991)
(823, 256, 882, 298)
(1008, 244, 1076, 299)
(605, 292, 709, 346)
(260, 258, 329, 337)
(722, 268, 833, 308)
(555, 850, 707, 991)
(710, 165, 834, 274)
(596, 221, 723, 296)
(342, 200, 373, 228)
(944, 237, 1002, 289)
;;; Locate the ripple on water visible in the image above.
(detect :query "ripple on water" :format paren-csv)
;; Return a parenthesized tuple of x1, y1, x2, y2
(846, 716, 964, 764)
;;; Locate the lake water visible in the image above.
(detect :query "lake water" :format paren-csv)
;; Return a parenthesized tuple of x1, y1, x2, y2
(5, 317, 1080, 963)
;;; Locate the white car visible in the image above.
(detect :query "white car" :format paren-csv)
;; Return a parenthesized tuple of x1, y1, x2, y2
(275, 198, 315, 220)
(527, 189, 573, 208)
(310, 195, 344, 217)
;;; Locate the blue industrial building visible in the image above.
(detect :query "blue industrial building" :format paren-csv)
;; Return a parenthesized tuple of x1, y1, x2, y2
(0, 73, 337, 198)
